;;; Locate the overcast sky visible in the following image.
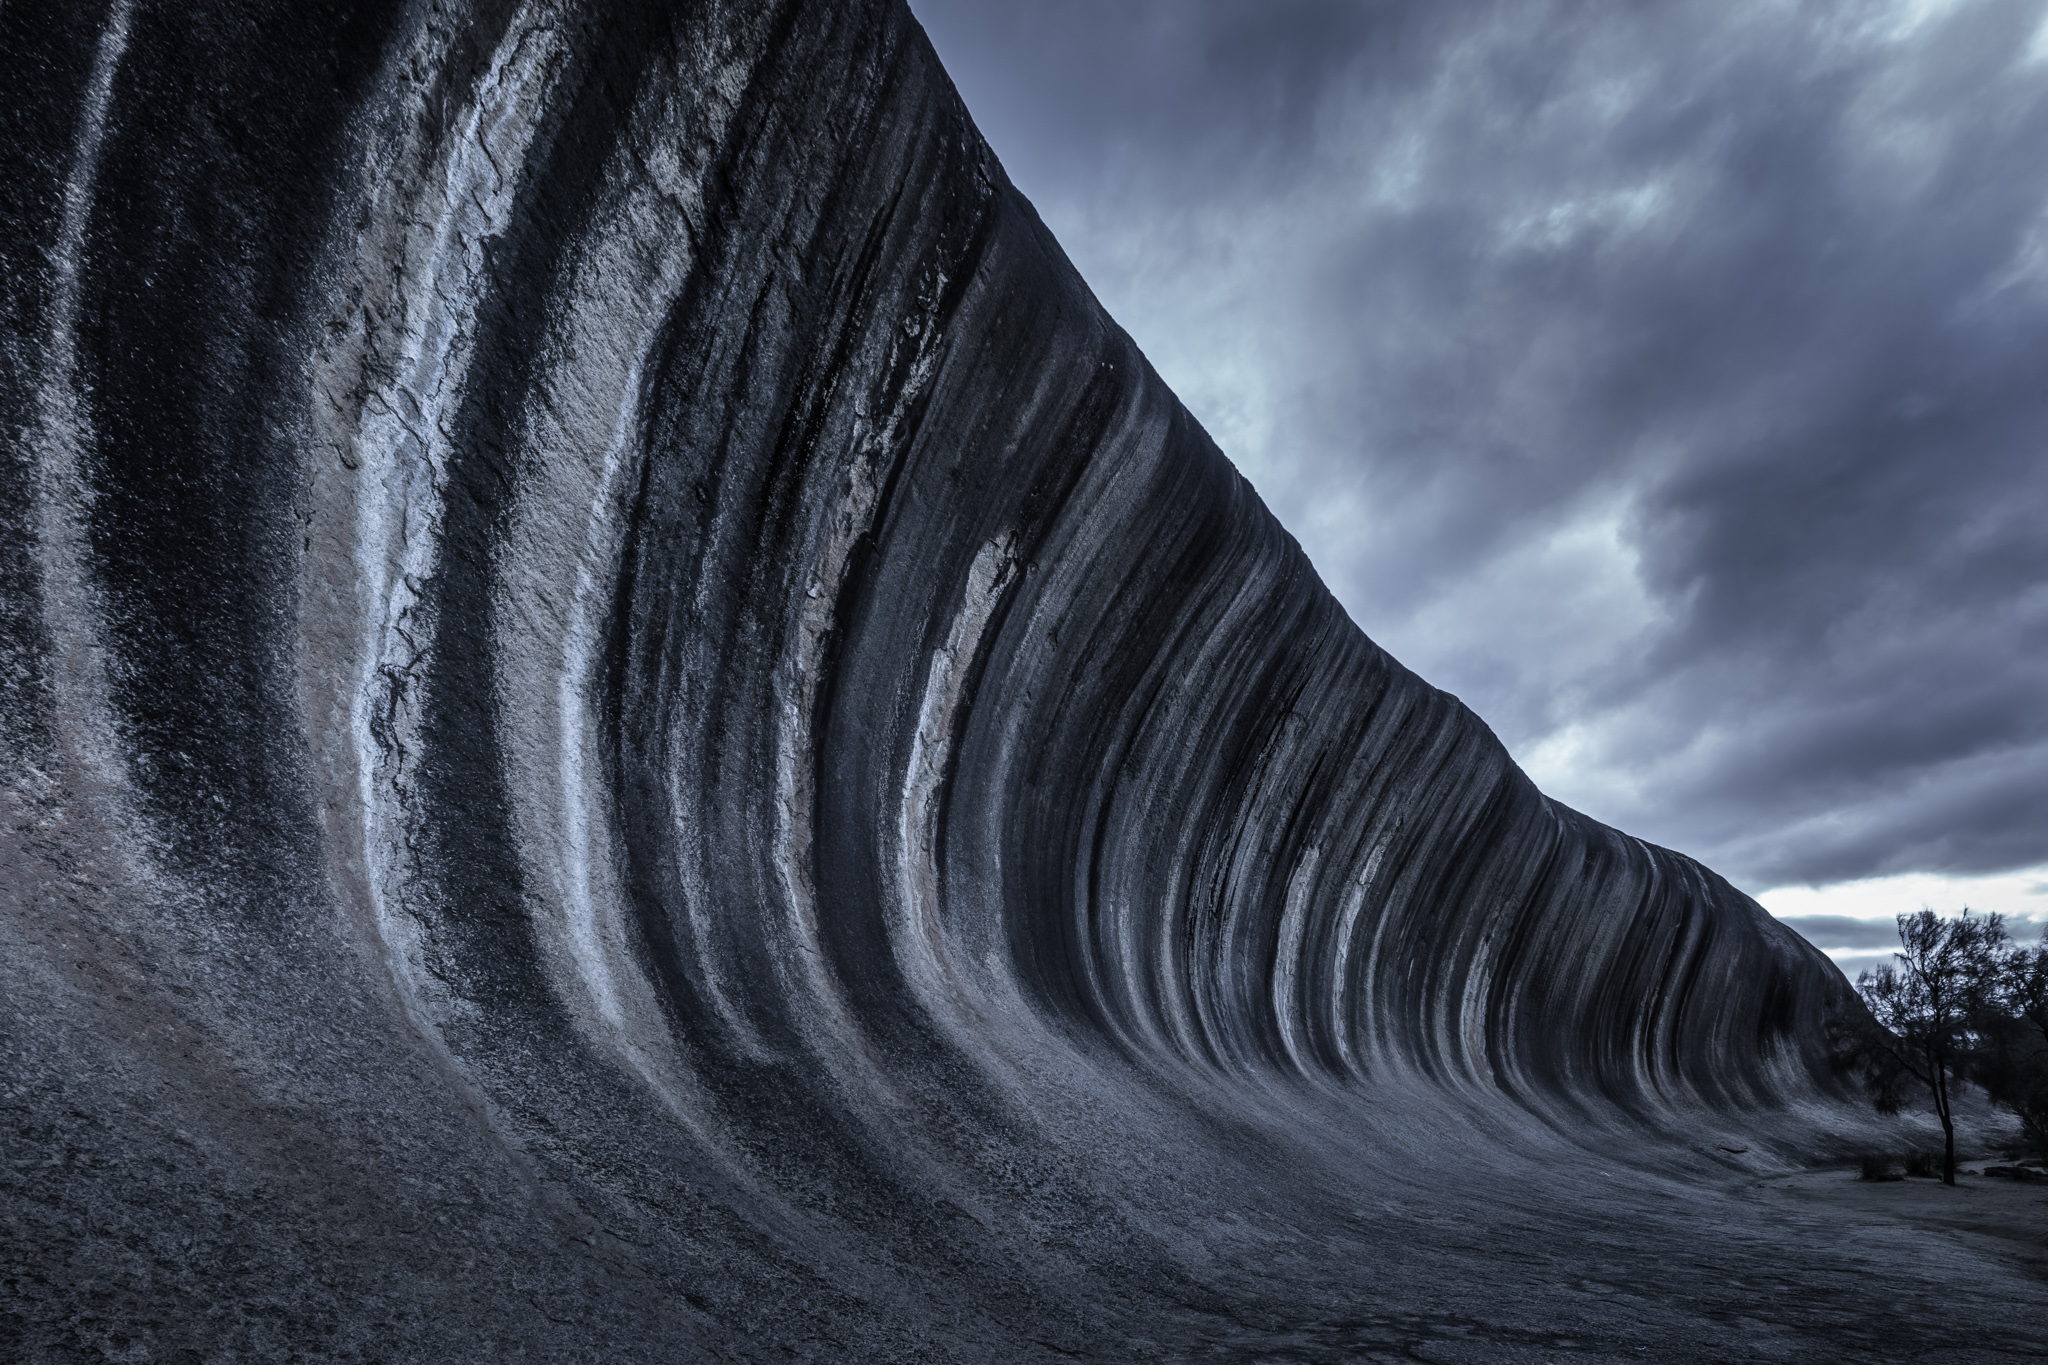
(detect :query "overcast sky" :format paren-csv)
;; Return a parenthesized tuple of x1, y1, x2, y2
(911, 0, 2048, 957)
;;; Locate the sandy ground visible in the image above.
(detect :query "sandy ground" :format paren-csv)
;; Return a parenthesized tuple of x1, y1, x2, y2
(1755, 1161, 2048, 1283)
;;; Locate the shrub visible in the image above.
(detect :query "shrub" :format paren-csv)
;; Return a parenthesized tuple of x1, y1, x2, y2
(1973, 936, 2048, 1158)
(1859, 1153, 1900, 1181)
(1834, 909, 2008, 1185)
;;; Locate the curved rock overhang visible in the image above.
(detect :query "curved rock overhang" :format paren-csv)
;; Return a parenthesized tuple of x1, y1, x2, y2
(5, 2, 2028, 1359)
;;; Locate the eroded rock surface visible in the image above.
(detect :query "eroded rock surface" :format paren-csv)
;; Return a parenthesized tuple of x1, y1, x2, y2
(4, 2, 2041, 1360)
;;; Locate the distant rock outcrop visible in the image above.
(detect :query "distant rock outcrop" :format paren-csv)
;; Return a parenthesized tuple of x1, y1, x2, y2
(6, 2, 2039, 1359)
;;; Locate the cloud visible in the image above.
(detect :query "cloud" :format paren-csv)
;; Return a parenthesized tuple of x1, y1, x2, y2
(1776, 912, 2048, 980)
(1819, 951, 1897, 984)
(914, 0, 2048, 890)
(1775, 915, 1918, 951)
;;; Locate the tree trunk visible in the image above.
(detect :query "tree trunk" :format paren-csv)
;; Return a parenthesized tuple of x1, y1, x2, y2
(1935, 1070, 1957, 1185)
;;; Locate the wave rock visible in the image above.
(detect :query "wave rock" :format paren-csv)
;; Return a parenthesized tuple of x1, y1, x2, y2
(5, 2, 2035, 1359)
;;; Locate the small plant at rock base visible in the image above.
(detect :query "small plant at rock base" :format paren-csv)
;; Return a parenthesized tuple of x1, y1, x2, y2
(1859, 1153, 1899, 1182)
(1903, 1150, 1936, 1178)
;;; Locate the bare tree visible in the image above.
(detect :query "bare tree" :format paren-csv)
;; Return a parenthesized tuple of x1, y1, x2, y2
(1837, 910, 2007, 1185)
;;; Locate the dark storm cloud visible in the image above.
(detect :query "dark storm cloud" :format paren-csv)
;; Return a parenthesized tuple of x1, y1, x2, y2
(913, 0, 2048, 893)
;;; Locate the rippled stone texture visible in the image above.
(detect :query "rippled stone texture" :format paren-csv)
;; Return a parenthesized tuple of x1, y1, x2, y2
(5, 2, 2042, 1360)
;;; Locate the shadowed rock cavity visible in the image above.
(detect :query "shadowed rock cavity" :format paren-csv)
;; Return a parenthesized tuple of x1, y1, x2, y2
(4, 2, 2040, 1360)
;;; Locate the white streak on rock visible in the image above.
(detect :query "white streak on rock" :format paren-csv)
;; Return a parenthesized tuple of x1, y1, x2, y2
(491, 36, 754, 1077)
(769, 306, 950, 1061)
(1271, 841, 1323, 1073)
(329, 9, 567, 1002)
(29, 0, 132, 790)
(896, 531, 1018, 1010)
(1330, 830, 1393, 1078)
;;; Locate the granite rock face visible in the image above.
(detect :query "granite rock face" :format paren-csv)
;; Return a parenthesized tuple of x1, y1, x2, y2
(5, 3, 2039, 1361)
